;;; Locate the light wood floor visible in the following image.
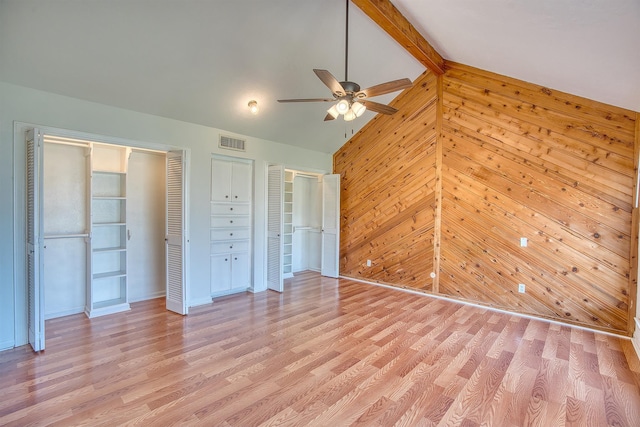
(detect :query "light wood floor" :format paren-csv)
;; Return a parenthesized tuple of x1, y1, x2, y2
(2, 271, 640, 426)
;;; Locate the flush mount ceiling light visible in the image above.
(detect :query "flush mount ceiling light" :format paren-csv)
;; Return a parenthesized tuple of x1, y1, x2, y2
(248, 100, 259, 115)
(277, 0, 412, 122)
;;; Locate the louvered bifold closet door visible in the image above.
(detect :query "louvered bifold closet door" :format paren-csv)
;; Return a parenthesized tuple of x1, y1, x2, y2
(166, 150, 188, 314)
(26, 128, 45, 351)
(267, 165, 284, 292)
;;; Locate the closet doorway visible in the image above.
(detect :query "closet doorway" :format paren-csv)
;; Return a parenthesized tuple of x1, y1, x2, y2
(267, 166, 339, 292)
(287, 170, 322, 276)
(26, 128, 188, 352)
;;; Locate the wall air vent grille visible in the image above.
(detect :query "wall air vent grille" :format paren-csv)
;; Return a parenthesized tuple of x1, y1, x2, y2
(219, 135, 246, 152)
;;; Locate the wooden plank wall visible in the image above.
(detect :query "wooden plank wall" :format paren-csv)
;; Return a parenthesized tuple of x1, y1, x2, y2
(334, 70, 439, 290)
(441, 62, 637, 334)
(334, 62, 639, 335)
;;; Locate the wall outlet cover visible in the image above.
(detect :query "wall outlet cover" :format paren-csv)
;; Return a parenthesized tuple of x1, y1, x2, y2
(518, 283, 526, 293)
(520, 237, 528, 247)
(366, 259, 371, 267)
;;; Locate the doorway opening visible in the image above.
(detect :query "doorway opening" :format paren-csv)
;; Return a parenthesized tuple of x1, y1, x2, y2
(267, 164, 340, 292)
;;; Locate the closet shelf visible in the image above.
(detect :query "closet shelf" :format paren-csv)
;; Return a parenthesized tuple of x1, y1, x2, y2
(92, 222, 126, 226)
(92, 298, 128, 310)
(93, 196, 126, 200)
(93, 270, 127, 280)
(93, 170, 126, 175)
(93, 246, 126, 253)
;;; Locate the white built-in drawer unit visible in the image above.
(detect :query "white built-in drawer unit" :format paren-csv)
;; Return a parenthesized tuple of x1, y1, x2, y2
(210, 156, 253, 296)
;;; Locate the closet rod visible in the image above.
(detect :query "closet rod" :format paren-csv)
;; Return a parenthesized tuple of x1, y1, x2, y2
(295, 172, 322, 179)
(44, 233, 89, 240)
(42, 138, 90, 148)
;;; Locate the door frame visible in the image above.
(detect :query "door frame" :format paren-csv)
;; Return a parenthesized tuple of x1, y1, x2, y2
(13, 122, 191, 347)
(264, 162, 336, 289)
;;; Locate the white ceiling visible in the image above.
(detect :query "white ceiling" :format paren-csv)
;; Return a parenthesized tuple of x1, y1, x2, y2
(394, 0, 640, 114)
(1, 1, 638, 154)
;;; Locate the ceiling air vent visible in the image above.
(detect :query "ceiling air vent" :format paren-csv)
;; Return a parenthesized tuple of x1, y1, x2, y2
(219, 135, 246, 152)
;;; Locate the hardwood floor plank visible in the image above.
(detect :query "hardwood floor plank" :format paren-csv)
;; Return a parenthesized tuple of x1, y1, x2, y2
(1, 271, 639, 426)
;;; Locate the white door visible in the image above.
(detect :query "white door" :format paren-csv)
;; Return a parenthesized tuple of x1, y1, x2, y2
(231, 252, 250, 288)
(166, 150, 188, 314)
(321, 174, 340, 278)
(231, 162, 252, 202)
(26, 128, 45, 351)
(267, 165, 284, 292)
(211, 158, 232, 202)
(210, 254, 231, 293)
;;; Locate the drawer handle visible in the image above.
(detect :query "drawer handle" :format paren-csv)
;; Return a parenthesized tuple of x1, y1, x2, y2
(230, 233, 233, 236)
(234, 257, 238, 260)
(234, 195, 238, 199)
(225, 195, 229, 198)
(230, 207, 233, 211)
(225, 258, 228, 261)
(230, 220, 233, 223)
(229, 245, 233, 249)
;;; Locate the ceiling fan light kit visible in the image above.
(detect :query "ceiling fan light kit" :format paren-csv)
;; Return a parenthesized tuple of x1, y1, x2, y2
(277, 0, 412, 123)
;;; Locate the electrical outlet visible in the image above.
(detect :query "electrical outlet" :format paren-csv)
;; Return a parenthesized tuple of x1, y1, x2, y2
(518, 283, 526, 293)
(366, 259, 371, 267)
(520, 237, 528, 247)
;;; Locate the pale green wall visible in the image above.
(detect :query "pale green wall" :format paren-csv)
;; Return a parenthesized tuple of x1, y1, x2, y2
(0, 81, 332, 350)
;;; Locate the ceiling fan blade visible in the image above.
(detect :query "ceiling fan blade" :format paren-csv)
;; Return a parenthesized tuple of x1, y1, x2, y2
(356, 78, 412, 99)
(313, 69, 345, 97)
(360, 100, 398, 115)
(324, 113, 337, 121)
(277, 98, 335, 103)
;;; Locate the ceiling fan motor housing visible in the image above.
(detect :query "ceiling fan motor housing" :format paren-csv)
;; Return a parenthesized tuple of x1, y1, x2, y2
(338, 81, 361, 97)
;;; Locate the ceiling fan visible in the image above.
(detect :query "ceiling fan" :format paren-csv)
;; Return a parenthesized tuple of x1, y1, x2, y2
(277, 0, 412, 122)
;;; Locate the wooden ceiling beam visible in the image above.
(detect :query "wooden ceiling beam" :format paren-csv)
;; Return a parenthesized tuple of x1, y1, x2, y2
(352, 0, 446, 75)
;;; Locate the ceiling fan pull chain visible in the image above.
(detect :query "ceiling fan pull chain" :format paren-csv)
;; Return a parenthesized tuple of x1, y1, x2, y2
(345, 0, 349, 82)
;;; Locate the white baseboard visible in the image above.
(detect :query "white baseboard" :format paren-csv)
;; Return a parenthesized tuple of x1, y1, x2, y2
(341, 274, 629, 339)
(44, 306, 85, 320)
(250, 285, 267, 293)
(129, 291, 166, 303)
(189, 297, 213, 308)
(0, 339, 15, 352)
(211, 287, 248, 299)
(632, 318, 640, 359)
(85, 303, 131, 318)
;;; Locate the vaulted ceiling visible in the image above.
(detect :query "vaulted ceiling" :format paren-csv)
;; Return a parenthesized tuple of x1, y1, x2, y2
(1, 0, 637, 154)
